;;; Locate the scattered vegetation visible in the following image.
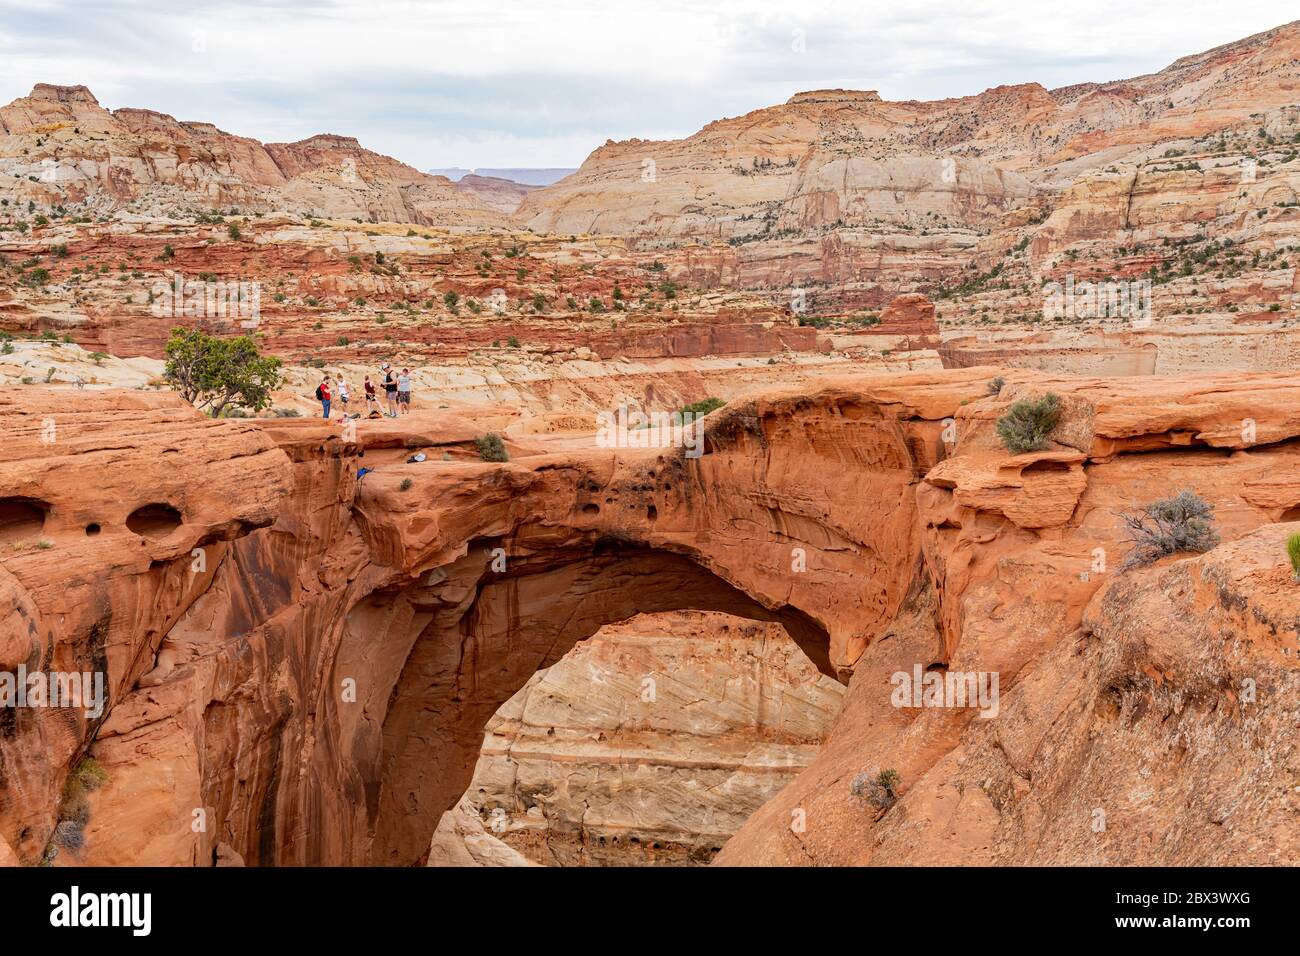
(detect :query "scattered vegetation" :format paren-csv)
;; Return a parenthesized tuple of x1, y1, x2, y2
(1286, 532, 1300, 582)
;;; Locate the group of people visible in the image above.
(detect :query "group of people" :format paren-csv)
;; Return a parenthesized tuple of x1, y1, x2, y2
(315, 363, 414, 420)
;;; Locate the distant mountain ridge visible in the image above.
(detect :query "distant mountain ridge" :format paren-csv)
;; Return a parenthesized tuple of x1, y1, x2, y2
(0, 84, 511, 229)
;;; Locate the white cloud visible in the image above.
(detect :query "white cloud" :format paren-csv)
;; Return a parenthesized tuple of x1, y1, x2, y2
(0, 0, 1294, 167)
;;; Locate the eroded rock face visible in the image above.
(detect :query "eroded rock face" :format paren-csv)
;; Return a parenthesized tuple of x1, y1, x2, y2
(0, 85, 509, 228)
(431, 611, 844, 866)
(2, 367, 1298, 868)
(520, 23, 1300, 244)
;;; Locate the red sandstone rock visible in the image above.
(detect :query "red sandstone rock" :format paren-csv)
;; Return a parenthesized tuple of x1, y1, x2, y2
(2, 367, 1298, 868)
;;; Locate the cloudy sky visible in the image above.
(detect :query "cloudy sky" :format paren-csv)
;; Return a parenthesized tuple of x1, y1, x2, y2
(0, 0, 1296, 169)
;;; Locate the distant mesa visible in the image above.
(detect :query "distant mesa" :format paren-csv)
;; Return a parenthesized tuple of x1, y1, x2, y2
(428, 167, 577, 186)
(786, 89, 883, 105)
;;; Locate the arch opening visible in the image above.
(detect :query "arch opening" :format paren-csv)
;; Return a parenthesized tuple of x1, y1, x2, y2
(360, 538, 837, 866)
(434, 608, 846, 866)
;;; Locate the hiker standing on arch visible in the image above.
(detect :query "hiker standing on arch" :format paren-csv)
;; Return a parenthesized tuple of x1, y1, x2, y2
(337, 376, 352, 418)
(397, 367, 412, 415)
(363, 375, 379, 415)
(381, 363, 398, 418)
(315, 375, 332, 419)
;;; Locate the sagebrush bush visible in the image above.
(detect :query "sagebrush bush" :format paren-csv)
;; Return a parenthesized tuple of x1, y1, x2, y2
(995, 392, 1061, 453)
(987, 376, 1005, 395)
(53, 819, 85, 851)
(850, 768, 901, 810)
(475, 433, 509, 463)
(1120, 490, 1220, 570)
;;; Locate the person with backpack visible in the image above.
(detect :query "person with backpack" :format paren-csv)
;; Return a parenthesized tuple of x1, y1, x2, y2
(381, 363, 398, 418)
(397, 368, 411, 415)
(315, 376, 332, 419)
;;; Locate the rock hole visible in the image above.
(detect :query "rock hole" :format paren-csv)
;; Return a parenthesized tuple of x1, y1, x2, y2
(582, 503, 600, 516)
(1021, 459, 1071, 474)
(1281, 505, 1300, 521)
(0, 497, 48, 544)
(84, 523, 101, 536)
(126, 503, 183, 539)
(647, 504, 658, 521)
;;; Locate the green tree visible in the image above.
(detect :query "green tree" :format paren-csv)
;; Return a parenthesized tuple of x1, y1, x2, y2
(163, 327, 282, 417)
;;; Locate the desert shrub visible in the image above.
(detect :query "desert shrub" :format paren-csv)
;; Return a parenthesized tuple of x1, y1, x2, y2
(850, 768, 901, 810)
(1287, 532, 1300, 581)
(475, 433, 509, 463)
(271, 407, 301, 418)
(1119, 490, 1220, 570)
(52, 819, 85, 851)
(987, 375, 1005, 395)
(55, 757, 109, 850)
(399, 478, 413, 492)
(995, 392, 1061, 453)
(676, 397, 725, 422)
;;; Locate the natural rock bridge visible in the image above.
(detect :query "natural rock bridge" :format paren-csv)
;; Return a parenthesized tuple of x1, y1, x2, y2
(2, 368, 1298, 866)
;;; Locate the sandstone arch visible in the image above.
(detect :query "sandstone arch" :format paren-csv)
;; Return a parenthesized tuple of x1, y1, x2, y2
(270, 382, 939, 865)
